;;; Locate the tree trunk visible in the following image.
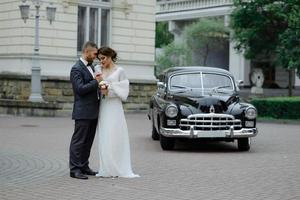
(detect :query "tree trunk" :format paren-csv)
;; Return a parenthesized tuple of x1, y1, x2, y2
(203, 44, 209, 66)
(288, 69, 293, 97)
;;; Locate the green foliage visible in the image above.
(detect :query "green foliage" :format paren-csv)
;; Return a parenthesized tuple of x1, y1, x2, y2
(251, 97, 300, 119)
(155, 42, 192, 76)
(183, 19, 230, 65)
(155, 18, 229, 75)
(230, 0, 287, 59)
(230, 0, 300, 74)
(155, 22, 174, 48)
(276, 4, 300, 77)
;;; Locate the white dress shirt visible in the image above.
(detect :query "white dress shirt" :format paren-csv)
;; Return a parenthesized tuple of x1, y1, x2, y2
(80, 57, 94, 78)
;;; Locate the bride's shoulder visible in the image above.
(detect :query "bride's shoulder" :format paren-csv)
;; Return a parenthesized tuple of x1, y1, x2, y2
(116, 66, 125, 74)
(116, 66, 124, 71)
(115, 66, 128, 80)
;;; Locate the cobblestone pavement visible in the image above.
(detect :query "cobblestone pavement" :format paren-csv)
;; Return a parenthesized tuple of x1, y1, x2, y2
(1, 114, 300, 200)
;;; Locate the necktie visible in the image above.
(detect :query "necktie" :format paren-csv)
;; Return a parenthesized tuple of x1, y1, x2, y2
(88, 63, 95, 72)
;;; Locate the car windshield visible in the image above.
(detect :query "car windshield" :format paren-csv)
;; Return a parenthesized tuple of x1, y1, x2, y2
(169, 72, 234, 95)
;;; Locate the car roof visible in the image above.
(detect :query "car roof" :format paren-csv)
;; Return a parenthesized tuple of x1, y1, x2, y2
(162, 66, 233, 77)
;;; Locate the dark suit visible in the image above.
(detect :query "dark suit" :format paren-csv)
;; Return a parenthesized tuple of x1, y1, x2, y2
(69, 59, 100, 173)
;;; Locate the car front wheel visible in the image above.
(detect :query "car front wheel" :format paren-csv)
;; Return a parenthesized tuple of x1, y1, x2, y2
(237, 138, 250, 151)
(160, 135, 175, 150)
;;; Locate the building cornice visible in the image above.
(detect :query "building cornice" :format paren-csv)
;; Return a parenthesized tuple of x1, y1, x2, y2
(156, 5, 233, 21)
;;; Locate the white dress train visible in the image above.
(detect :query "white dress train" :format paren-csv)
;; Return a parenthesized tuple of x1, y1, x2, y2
(96, 67, 139, 178)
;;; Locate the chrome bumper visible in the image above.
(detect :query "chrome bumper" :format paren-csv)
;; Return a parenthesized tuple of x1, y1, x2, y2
(160, 126, 258, 138)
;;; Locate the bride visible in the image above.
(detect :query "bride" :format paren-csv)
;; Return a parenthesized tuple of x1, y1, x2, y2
(95, 46, 139, 178)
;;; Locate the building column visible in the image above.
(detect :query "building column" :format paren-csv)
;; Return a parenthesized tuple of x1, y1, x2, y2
(295, 72, 300, 87)
(225, 15, 250, 86)
(168, 20, 183, 43)
(229, 37, 251, 86)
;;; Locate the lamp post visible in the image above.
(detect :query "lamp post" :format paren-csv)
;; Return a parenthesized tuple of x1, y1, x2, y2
(19, 0, 56, 102)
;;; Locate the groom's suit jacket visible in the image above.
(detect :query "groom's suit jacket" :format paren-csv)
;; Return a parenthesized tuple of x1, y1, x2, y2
(70, 60, 100, 120)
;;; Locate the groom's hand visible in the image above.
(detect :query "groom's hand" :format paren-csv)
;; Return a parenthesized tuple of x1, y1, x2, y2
(95, 73, 103, 82)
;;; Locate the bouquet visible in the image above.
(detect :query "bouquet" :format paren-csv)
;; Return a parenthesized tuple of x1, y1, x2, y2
(99, 81, 109, 99)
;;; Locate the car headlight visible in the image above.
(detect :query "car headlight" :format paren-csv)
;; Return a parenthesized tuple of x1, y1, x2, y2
(245, 107, 257, 119)
(165, 104, 178, 118)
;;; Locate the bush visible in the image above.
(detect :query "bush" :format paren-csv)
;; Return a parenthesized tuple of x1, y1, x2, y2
(251, 96, 300, 119)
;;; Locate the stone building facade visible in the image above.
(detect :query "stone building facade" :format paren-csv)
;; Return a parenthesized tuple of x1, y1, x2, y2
(0, 0, 157, 115)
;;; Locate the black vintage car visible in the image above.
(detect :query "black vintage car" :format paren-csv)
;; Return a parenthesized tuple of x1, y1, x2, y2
(148, 66, 258, 151)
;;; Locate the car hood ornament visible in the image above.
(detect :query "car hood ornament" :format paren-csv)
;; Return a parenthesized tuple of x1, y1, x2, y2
(209, 105, 215, 113)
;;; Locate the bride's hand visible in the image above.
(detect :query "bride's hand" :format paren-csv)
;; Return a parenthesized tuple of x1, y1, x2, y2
(101, 88, 108, 96)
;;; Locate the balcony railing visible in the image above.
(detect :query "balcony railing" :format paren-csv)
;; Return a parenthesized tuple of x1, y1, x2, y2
(156, 0, 233, 13)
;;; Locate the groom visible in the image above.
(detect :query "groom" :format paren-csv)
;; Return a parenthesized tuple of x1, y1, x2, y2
(69, 41, 102, 179)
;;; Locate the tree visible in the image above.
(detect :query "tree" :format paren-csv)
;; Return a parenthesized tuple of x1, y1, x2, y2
(230, 0, 300, 96)
(156, 18, 229, 76)
(155, 42, 192, 76)
(155, 22, 174, 48)
(184, 19, 229, 65)
(276, 3, 300, 96)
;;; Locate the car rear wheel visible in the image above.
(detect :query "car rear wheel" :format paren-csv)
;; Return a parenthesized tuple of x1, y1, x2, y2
(160, 135, 175, 150)
(237, 138, 250, 151)
(152, 123, 159, 140)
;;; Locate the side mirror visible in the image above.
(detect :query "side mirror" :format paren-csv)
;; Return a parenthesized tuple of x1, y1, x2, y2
(237, 80, 244, 86)
(157, 82, 166, 90)
(157, 82, 166, 97)
(236, 80, 244, 91)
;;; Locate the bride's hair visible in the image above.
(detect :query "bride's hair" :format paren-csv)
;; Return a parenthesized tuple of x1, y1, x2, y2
(98, 47, 118, 63)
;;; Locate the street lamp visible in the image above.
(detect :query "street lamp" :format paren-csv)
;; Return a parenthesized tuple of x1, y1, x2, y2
(19, 2, 30, 23)
(46, 3, 56, 24)
(19, 0, 56, 102)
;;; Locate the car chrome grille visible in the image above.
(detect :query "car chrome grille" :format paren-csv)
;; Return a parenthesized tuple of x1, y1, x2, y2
(180, 113, 242, 131)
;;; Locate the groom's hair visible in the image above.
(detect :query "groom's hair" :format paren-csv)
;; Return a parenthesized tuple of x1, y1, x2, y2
(82, 41, 98, 53)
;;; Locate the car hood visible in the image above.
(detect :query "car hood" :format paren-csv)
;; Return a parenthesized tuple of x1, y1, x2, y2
(171, 94, 239, 114)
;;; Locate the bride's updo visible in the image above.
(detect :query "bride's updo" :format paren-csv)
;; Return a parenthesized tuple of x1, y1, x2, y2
(98, 46, 118, 63)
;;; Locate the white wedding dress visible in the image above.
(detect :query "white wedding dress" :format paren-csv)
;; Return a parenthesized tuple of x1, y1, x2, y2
(95, 67, 139, 178)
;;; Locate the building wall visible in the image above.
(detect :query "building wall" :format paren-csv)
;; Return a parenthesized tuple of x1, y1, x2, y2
(0, 0, 77, 76)
(0, 0, 156, 81)
(0, 73, 156, 115)
(111, 0, 156, 80)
